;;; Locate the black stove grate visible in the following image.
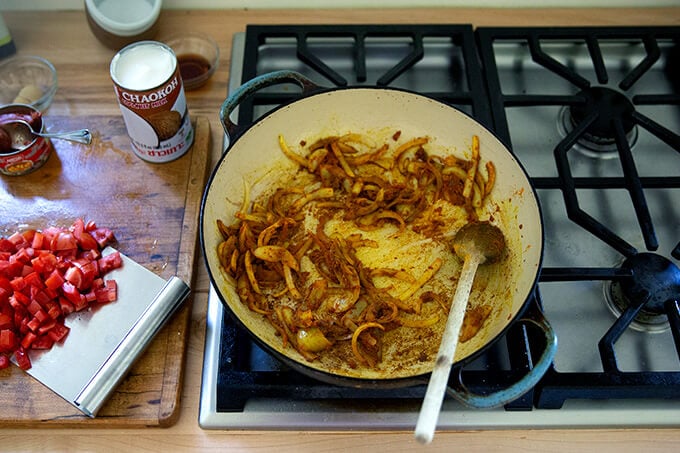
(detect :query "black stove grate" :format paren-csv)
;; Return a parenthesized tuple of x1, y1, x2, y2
(215, 308, 550, 411)
(237, 24, 494, 130)
(214, 24, 680, 413)
(477, 27, 680, 257)
(476, 26, 680, 409)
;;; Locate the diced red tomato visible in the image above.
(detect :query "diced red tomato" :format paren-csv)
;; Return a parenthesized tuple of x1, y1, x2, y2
(74, 259, 98, 288)
(0, 219, 121, 372)
(0, 328, 18, 352)
(8, 295, 23, 310)
(90, 227, 116, 249)
(20, 331, 37, 349)
(31, 252, 57, 275)
(1, 259, 24, 279)
(50, 231, 78, 251)
(0, 238, 15, 253)
(26, 300, 43, 316)
(10, 276, 26, 293)
(31, 231, 45, 249)
(44, 269, 64, 291)
(71, 218, 101, 251)
(98, 252, 122, 275)
(0, 313, 11, 329)
(40, 227, 61, 247)
(73, 294, 88, 312)
(44, 300, 62, 320)
(61, 281, 82, 305)
(0, 276, 11, 293)
(58, 297, 75, 315)
(37, 319, 56, 335)
(13, 347, 31, 370)
(7, 232, 28, 249)
(71, 218, 85, 239)
(12, 247, 33, 265)
(47, 323, 69, 343)
(64, 266, 84, 289)
(12, 291, 29, 306)
(20, 264, 33, 277)
(79, 249, 101, 262)
(24, 272, 44, 290)
(30, 335, 54, 350)
(0, 287, 8, 305)
(26, 317, 41, 333)
(95, 280, 118, 304)
(21, 230, 36, 244)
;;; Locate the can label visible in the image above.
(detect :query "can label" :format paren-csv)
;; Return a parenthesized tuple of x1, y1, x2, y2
(0, 105, 53, 176)
(110, 41, 193, 163)
(0, 136, 51, 176)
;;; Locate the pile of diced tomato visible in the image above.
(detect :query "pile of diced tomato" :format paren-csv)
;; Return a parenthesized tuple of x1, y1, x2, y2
(0, 218, 121, 371)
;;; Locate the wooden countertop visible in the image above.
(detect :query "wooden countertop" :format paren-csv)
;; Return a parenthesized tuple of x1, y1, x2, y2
(2, 7, 680, 452)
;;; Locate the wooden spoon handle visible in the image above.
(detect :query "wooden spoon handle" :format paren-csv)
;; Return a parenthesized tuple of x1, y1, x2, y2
(414, 252, 481, 444)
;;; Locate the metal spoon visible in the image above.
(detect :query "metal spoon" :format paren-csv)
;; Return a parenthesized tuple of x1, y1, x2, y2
(415, 221, 506, 444)
(3, 119, 92, 148)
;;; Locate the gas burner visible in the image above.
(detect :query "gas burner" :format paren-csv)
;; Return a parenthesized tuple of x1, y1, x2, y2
(605, 253, 680, 333)
(558, 87, 638, 159)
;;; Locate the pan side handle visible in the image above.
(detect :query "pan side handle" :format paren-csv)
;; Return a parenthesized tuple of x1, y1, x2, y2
(219, 70, 321, 141)
(445, 306, 557, 409)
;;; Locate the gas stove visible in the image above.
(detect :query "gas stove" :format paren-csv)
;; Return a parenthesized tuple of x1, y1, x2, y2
(199, 25, 680, 430)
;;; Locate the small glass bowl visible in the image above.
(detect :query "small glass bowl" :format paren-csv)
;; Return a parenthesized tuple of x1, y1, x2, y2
(165, 32, 219, 90)
(0, 55, 58, 112)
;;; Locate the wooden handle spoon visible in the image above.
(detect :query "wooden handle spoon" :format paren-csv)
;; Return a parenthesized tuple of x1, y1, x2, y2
(415, 221, 506, 444)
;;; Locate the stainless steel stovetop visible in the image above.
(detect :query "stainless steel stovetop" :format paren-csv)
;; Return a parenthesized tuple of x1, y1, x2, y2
(200, 25, 680, 430)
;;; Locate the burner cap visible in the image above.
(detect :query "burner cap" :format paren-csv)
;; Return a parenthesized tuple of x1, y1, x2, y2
(569, 87, 636, 144)
(620, 253, 680, 312)
(605, 253, 680, 332)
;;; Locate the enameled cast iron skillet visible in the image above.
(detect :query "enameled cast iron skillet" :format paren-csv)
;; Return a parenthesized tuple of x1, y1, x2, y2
(200, 70, 556, 408)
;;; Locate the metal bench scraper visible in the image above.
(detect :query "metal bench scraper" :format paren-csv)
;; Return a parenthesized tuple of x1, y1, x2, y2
(12, 247, 191, 417)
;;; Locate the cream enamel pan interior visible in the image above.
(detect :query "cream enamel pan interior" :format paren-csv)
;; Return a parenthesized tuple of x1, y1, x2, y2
(201, 73, 550, 393)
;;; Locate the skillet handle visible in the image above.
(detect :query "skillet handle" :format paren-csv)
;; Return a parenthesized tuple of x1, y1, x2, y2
(219, 70, 321, 143)
(445, 304, 557, 408)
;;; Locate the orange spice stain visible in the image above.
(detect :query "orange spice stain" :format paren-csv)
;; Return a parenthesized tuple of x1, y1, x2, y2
(85, 130, 135, 165)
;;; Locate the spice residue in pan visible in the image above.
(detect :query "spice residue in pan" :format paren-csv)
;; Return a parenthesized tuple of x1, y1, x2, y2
(215, 129, 520, 378)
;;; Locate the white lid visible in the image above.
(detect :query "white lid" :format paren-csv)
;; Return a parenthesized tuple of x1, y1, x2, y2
(86, 0, 162, 37)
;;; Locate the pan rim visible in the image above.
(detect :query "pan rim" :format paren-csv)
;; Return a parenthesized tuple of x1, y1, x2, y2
(199, 84, 545, 385)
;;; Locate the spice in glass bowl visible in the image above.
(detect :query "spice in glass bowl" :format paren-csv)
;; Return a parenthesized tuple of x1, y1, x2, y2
(164, 32, 219, 90)
(0, 55, 57, 112)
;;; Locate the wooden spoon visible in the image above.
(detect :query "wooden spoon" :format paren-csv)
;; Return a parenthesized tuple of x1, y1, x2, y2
(415, 221, 506, 444)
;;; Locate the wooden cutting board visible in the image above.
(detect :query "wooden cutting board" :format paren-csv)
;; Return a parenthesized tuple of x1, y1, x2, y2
(0, 114, 211, 427)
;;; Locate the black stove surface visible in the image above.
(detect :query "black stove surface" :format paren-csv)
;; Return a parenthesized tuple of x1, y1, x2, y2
(200, 24, 680, 430)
